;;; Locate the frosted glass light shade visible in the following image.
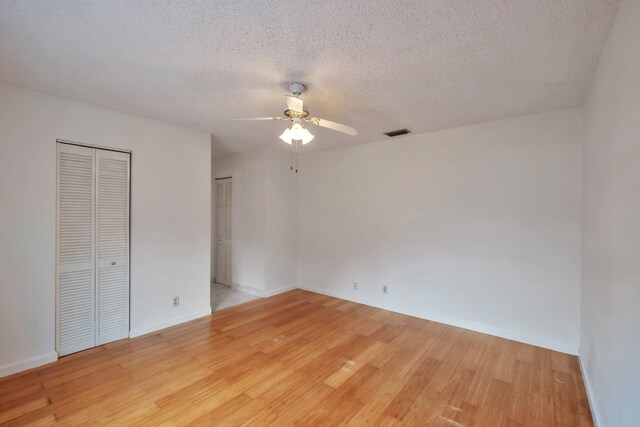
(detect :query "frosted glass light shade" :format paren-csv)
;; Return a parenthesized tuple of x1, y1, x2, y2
(289, 122, 305, 140)
(301, 130, 314, 144)
(279, 127, 292, 144)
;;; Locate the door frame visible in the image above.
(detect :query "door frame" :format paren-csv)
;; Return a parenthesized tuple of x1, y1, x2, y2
(55, 139, 132, 357)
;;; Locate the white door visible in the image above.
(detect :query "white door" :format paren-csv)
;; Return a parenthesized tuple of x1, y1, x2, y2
(215, 179, 232, 285)
(95, 149, 130, 345)
(56, 143, 130, 356)
(56, 144, 96, 356)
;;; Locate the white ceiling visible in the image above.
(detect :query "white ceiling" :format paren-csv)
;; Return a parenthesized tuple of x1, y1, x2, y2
(0, 1, 617, 157)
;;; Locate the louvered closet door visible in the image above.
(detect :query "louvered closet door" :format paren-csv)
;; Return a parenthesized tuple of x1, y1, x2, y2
(57, 144, 96, 356)
(95, 149, 130, 345)
(223, 181, 232, 285)
(215, 179, 232, 285)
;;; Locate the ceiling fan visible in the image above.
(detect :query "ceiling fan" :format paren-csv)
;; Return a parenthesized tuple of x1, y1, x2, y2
(234, 83, 358, 146)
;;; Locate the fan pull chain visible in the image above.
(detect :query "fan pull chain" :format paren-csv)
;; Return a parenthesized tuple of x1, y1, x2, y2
(289, 140, 299, 173)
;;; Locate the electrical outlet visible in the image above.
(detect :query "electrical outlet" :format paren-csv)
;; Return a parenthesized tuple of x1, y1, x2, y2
(382, 285, 389, 294)
(353, 282, 358, 291)
(173, 296, 180, 307)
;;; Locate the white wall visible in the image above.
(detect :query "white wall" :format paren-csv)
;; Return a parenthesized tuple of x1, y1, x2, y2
(298, 109, 583, 354)
(580, 0, 640, 425)
(213, 150, 267, 292)
(264, 149, 298, 295)
(0, 83, 211, 377)
(212, 148, 297, 296)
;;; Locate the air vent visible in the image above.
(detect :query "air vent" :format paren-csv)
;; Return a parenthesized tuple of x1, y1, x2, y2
(384, 128, 411, 137)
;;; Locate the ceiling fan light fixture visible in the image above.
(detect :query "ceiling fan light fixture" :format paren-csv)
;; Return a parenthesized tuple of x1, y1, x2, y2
(280, 122, 314, 145)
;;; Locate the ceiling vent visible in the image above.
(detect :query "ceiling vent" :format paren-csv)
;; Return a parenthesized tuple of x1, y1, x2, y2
(384, 128, 411, 137)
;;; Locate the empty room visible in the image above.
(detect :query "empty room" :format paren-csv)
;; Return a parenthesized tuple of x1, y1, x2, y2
(0, 0, 638, 426)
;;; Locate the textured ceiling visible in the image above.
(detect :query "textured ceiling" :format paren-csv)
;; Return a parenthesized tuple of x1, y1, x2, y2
(0, 0, 618, 156)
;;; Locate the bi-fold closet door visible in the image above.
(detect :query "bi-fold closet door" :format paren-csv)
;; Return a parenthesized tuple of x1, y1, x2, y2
(215, 179, 232, 286)
(56, 143, 130, 356)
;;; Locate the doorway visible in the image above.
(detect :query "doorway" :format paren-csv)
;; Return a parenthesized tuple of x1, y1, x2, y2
(211, 177, 259, 311)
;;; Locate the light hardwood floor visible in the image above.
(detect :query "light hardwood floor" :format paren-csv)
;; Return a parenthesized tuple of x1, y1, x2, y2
(0, 290, 593, 426)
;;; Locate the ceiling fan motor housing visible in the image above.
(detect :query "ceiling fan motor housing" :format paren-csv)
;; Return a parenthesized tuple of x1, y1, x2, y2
(289, 82, 306, 96)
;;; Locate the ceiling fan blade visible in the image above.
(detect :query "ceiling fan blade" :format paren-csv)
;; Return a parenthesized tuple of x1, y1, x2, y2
(285, 95, 304, 112)
(233, 117, 285, 121)
(308, 118, 358, 136)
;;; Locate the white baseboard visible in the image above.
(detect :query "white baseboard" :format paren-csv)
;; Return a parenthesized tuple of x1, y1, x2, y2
(297, 285, 578, 355)
(0, 351, 58, 379)
(129, 308, 212, 338)
(229, 283, 264, 297)
(264, 286, 297, 298)
(213, 281, 296, 299)
(579, 353, 601, 427)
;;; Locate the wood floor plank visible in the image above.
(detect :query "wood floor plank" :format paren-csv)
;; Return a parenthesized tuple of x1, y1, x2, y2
(0, 398, 49, 424)
(0, 290, 593, 426)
